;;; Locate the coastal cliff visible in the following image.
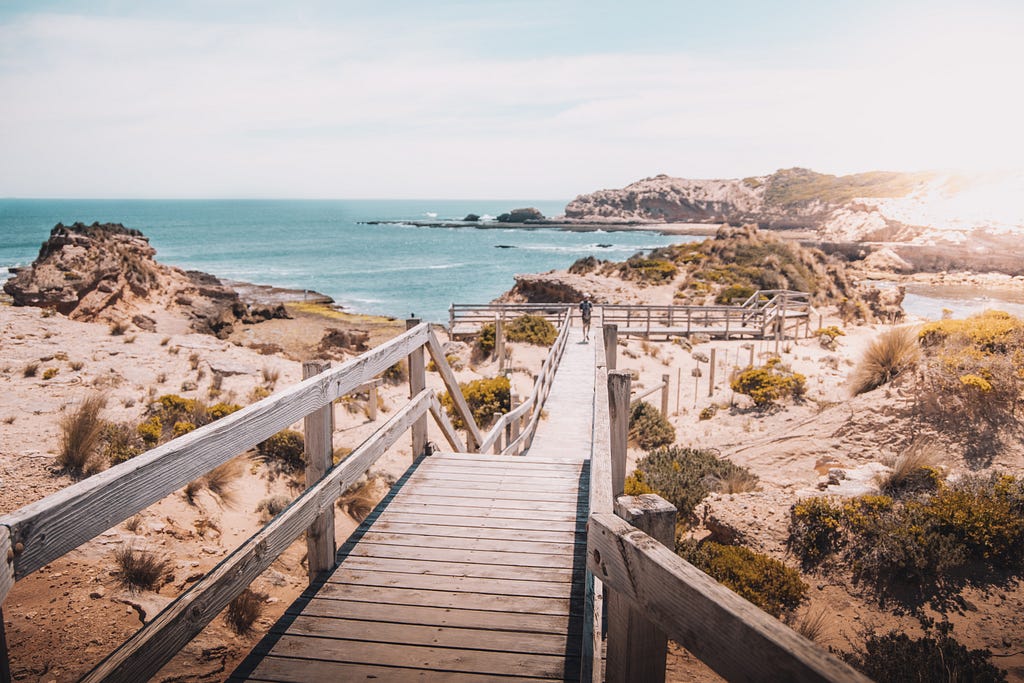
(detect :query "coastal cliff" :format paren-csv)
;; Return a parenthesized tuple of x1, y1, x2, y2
(565, 168, 1024, 245)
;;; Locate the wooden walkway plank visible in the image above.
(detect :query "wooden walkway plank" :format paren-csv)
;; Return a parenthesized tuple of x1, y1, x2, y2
(234, 452, 590, 681)
(527, 326, 596, 460)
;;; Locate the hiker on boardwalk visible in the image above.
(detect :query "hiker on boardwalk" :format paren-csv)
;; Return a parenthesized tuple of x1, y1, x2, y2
(580, 294, 593, 341)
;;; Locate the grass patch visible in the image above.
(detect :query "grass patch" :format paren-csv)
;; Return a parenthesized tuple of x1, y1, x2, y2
(57, 394, 107, 476)
(226, 588, 266, 635)
(849, 326, 920, 396)
(113, 545, 171, 592)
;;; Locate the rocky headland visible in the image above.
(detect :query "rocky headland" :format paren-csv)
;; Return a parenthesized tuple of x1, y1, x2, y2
(565, 168, 1024, 251)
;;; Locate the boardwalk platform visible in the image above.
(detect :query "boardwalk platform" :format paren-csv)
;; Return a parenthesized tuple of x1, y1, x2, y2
(232, 452, 590, 682)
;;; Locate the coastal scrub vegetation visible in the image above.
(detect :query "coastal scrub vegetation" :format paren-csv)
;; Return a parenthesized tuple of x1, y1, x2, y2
(914, 311, 1024, 431)
(136, 394, 241, 447)
(840, 620, 1006, 683)
(762, 168, 933, 207)
(628, 400, 675, 450)
(226, 588, 266, 635)
(849, 326, 920, 395)
(440, 375, 510, 429)
(731, 357, 806, 408)
(477, 315, 558, 356)
(256, 430, 305, 474)
(788, 472, 1024, 594)
(114, 544, 171, 592)
(625, 446, 758, 524)
(677, 539, 807, 618)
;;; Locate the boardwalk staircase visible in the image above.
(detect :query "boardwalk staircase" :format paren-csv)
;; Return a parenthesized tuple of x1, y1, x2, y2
(1, 308, 866, 682)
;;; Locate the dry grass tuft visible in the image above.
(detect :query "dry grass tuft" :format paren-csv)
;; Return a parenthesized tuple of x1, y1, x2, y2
(226, 588, 266, 635)
(255, 494, 292, 522)
(109, 320, 128, 336)
(57, 393, 108, 476)
(338, 475, 392, 522)
(877, 441, 944, 497)
(787, 607, 830, 642)
(710, 469, 760, 494)
(124, 515, 144, 534)
(113, 544, 171, 592)
(203, 458, 244, 506)
(261, 366, 280, 388)
(849, 326, 921, 396)
(23, 361, 39, 378)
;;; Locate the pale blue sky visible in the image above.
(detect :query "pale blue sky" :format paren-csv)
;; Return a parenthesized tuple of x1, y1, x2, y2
(2, 1, 1022, 198)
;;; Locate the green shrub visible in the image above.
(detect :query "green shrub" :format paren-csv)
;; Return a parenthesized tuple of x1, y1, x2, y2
(731, 357, 806, 408)
(102, 422, 144, 465)
(440, 376, 510, 429)
(628, 400, 675, 449)
(477, 323, 496, 356)
(257, 429, 305, 472)
(506, 315, 558, 346)
(172, 420, 197, 437)
(629, 446, 757, 523)
(698, 405, 717, 421)
(42, 367, 59, 380)
(679, 540, 807, 618)
(841, 621, 1006, 683)
(789, 474, 1024, 587)
(715, 283, 756, 305)
(208, 402, 242, 420)
(382, 360, 408, 385)
(620, 257, 678, 283)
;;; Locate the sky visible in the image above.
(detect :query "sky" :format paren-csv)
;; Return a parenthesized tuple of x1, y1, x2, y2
(1, 0, 1023, 199)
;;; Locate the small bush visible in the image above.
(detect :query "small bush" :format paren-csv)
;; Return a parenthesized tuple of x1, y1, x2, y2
(841, 621, 1006, 683)
(70, 360, 85, 371)
(620, 256, 678, 283)
(42, 367, 59, 380)
(256, 430, 305, 473)
(382, 360, 408, 385)
(113, 545, 171, 592)
(209, 402, 242, 420)
(109, 321, 128, 336)
(23, 361, 39, 378)
(57, 394, 107, 476)
(226, 588, 266, 635)
(731, 357, 806, 408)
(849, 326, 920, 395)
(878, 441, 944, 498)
(715, 283, 756, 305)
(629, 447, 757, 523)
(440, 376, 510, 429)
(102, 421, 145, 465)
(137, 416, 162, 445)
(628, 400, 675, 450)
(256, 494, 292, 522)
(505, 315, 558, 346)
(678, 540, 807, 618)
(698, 405, 717, 421)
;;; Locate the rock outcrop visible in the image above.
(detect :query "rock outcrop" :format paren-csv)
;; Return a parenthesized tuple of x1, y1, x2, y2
(564, 168, 1024, 245)
(4, 222, 289, 337)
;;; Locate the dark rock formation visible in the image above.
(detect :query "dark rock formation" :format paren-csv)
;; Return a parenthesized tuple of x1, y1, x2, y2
(497, 207, 545, 223)
(462, 213, 480, 222)
(318, 328, 370, 354)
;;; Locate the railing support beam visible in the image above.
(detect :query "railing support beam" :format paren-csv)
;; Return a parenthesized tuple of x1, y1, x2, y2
(607, 494, 676, 683)
(603, 324, 618, 371)
(303, 361, 336, 581)
(608, 371, 631, 498)
(407, 318, 428, 457)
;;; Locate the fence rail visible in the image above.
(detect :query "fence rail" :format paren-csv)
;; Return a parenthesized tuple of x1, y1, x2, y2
(448, 303, 572, 336)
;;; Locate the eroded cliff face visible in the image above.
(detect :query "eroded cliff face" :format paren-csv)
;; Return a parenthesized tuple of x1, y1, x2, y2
(565, 168, 1024, 244)
(4, 222, 288, 337)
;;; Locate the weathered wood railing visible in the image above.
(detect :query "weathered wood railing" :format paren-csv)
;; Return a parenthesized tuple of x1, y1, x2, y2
(448, 302, 572, 336)
(0, 321, 486, 683)
(476, 307, 573, 455)
(601, 289, 813, 340)
(582, 324, 869, 682)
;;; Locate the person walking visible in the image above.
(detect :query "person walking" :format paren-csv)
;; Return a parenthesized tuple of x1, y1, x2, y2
(580, 294, 593, 342)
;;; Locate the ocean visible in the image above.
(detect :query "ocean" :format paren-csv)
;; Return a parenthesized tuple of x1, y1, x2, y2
(0, 199, 687, 323)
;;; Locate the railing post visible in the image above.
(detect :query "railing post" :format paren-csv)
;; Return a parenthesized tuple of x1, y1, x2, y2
(492, 412, 503, 454)
(449, 303, 454, 333)
(509, 394, 520, 454)
(607, 494, 676, 683)
(660, 374, 670, 417)
(708, 348, 716, 397)
(1, 607, 9, 683)
(495, 315, 505, 374)
(302, 360, 336, 581)
(368, 381, 378, 421)
(406, 319, 427, 457)
(608, 370, 631, 497)
(603, 324, 618, 371)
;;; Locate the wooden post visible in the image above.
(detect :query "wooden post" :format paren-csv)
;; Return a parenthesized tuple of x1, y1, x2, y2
(606, 494, 677, 683)
(495, 315, 505, 374)
(708, 348, 716, 397)
(686, 308, 692, 335)
(603, 324, 618, 371)
(675, 367, 682, 415)
(367, 382, 378, 421)
(660, 374, 670, 417)
(509, 394, 520, 454)
(303, 360, 336, 581)
(1, 607, 9, 683)
(608, 371, 631, 497)
(749, 345, 755, 367)
(406, 319, 427, 458)
(645, 308, 651, 337)
(492, 412, 503, 454)
(449, 303, 455, 333)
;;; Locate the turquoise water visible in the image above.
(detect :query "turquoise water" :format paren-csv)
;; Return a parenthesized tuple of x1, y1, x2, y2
(0, 199, 686, 322)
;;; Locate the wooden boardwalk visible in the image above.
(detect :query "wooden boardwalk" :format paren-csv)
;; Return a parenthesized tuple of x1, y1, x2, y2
(528, 326, 595, 460)
(232, 454, 590, 681)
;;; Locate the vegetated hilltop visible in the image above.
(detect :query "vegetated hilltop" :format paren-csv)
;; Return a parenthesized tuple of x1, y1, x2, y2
(501, 223, 904, 322)
(3, 222, 289, 337)
(565, 168, 1024, 244)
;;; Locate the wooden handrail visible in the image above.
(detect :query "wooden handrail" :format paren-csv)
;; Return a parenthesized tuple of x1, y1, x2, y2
(588, 513, 870, 683)
(83, 390, 442, 683)
(0, 323, 432, 588)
